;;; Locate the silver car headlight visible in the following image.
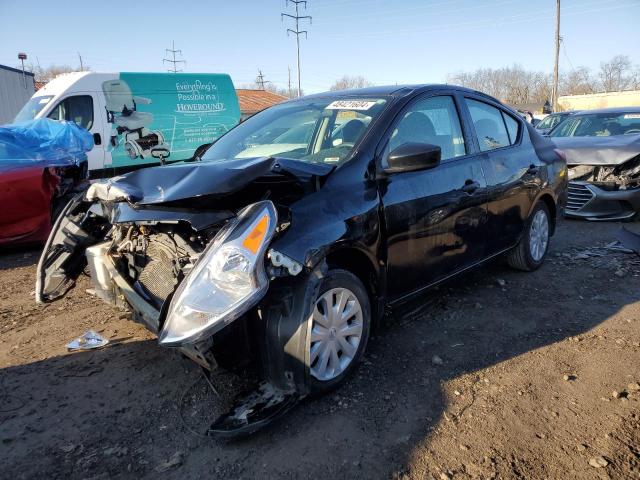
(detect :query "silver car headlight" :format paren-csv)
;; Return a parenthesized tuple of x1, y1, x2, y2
(158, 200, 277, 346)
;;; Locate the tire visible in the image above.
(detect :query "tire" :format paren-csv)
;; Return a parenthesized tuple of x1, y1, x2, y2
(507, 201, 551, 271)
(308, 269, 371, 395)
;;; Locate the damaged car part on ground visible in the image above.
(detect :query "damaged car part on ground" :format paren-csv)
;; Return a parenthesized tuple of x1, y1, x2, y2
(35, 85, 566, 437)
(550, 107, 640, 221)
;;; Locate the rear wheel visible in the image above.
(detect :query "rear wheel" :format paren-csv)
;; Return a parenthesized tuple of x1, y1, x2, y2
(507, 202, 551, 271)
(308, 269, 371, 394)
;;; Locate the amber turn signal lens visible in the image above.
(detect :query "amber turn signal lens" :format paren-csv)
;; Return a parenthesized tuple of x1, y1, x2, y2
(242, 215, 269, 254)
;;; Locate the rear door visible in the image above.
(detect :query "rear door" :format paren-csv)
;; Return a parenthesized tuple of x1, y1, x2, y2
(380, 92, 488, 301)
(461, 97, 541, 254)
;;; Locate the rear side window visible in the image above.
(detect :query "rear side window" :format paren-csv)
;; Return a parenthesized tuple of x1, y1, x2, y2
(48, 95, 94, 130)
(465, 99, 510, 151)
(502, 113, 520, 144)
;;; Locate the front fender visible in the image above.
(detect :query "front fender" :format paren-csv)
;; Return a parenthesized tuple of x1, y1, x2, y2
(270, 181, 381, 271)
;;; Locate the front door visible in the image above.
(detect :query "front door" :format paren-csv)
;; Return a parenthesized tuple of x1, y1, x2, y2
(380, 94, 488, 301)
(47, 94, 105, 171)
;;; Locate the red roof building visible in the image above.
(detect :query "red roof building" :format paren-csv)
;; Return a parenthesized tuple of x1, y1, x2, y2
(236, 89, 288, 119)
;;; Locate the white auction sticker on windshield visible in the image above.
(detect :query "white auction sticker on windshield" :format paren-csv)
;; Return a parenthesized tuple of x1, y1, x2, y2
(326, 100, 377, 110)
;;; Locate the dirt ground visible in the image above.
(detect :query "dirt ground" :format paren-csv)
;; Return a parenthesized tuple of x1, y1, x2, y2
(1, 218, 639, 480)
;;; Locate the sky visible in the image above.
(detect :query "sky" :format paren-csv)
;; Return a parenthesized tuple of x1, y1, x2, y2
(1, 0, 639, 94)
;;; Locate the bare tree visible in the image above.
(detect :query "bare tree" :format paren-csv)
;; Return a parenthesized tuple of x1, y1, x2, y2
(448, 56, 640, 106)
(238, 81, 302, 99)
(559, 67, 596, 96)
(22, 63, 85, 83)
(329, 75, 373, 91)
(447, 65, 551, 105)
(265, 83, 303, 99)
(599, 55, 633, 92)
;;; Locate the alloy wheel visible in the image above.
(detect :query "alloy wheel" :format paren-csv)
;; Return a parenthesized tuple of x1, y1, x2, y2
(529, 209, 549, 262)
(309, 287, 363, 381)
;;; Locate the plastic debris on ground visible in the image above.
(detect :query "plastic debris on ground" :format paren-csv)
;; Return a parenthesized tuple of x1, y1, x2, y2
(0, 118, 93, 173)
(66, 330, 109, 351)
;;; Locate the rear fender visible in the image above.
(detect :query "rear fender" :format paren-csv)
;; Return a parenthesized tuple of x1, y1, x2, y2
(35, 192, 110, 302)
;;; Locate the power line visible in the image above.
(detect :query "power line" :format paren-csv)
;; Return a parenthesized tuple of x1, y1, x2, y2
(282, 0, 312, 97)
(163, 41, 186, 73)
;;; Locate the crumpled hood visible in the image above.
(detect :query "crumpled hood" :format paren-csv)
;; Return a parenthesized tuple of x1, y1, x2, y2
(552, 134, 640, 166)
(86, 157, 333, 205)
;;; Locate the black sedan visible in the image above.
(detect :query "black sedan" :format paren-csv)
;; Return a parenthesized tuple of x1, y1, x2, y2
(36, 85, 567, 436)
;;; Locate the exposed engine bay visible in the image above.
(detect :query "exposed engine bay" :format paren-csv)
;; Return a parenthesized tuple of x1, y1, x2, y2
(568, 156, 640, 191)
(554, 134, 640, 220)
(112, 226, 205, 310)
(564, 154, 640, 220)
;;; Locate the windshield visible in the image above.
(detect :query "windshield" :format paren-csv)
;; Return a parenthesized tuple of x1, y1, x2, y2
(550, 111, 640, 137)
(13, 96, 54, 123)
(537, 113, 565, 130)
(201, 97, 388, 164)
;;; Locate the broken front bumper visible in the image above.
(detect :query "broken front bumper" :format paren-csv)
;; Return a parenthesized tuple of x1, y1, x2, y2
(564, 181, 640, 221)
(86, 242, 215, 369)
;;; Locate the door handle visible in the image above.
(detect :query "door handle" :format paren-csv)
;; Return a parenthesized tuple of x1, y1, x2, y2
(526, 164, 539, 175)
(93, 133, 102, 146)
(461, 179, 480, 194)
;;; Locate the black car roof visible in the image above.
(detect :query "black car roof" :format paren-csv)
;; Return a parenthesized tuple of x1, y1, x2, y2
(295, 84, 498, 102)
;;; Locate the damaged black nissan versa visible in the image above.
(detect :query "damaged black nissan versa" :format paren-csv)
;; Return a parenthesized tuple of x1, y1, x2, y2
(36, 85, 566, 436)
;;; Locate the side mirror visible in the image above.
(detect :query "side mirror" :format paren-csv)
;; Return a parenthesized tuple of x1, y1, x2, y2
(384, 142, 441, 174)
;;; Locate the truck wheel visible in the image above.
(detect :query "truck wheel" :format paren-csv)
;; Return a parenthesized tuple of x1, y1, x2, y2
(308, 269, 371, 395)
(507, 202, 551, 271)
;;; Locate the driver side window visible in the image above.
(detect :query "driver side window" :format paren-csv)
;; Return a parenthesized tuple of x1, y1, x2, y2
(47, 95, 94, 130)
(387, 95, 466, 161)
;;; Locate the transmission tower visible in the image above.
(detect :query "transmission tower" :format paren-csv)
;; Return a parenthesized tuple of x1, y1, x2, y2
(282, 0, 311, 97)
(256, 69, 271, 90)
(163, 41, 186, 73)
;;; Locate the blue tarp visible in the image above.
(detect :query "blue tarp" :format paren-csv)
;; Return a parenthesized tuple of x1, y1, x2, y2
(0, 118, 93, 173)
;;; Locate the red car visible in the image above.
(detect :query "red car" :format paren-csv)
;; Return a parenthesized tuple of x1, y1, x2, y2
(0, 164, 86, 246)
(0, 119, 92, 246)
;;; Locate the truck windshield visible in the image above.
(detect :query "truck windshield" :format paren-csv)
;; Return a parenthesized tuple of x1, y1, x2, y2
(14, 96, 54, 123)
(201, 97, 388, 165)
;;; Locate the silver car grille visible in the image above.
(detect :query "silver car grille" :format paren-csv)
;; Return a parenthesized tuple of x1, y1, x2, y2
(566, 182, 594, 211)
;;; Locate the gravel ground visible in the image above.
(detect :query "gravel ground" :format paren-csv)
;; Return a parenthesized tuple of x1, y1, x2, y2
(0, 218, 639, 479)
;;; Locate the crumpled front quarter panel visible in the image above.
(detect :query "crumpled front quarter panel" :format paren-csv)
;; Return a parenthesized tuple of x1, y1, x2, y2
(271, 164, 381, 269)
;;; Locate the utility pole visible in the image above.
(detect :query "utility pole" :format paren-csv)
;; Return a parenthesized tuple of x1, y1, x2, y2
(552, 0, 561, 112)
(18, 52, 27, 88)
(78, 52, 84, 71)
(288, 66, 292, 98)
(282, 0, 311, 97)
(163, 41, 186, 73)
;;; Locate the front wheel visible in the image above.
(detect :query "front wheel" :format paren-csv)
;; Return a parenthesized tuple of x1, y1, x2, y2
(507, 202, 551, 271)
(308, 269, 371, 395)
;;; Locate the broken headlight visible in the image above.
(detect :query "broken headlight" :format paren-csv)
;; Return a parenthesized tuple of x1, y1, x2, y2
(158, 201, 277, 346)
